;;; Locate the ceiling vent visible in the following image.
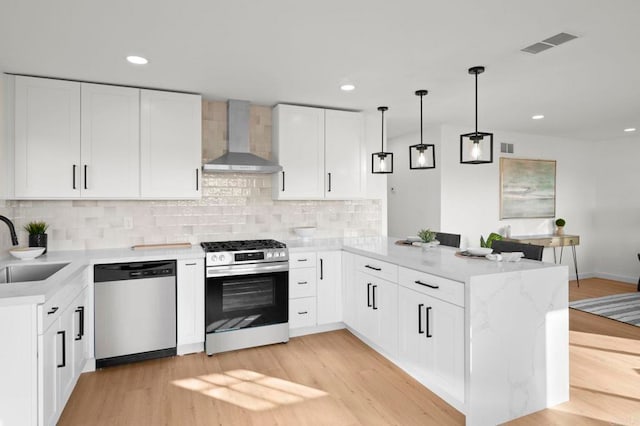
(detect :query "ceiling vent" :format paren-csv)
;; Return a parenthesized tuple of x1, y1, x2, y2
(521, 32, 578, 54)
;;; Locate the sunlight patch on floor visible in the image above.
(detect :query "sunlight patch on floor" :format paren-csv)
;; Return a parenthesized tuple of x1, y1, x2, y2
(172, 369, 328, 411)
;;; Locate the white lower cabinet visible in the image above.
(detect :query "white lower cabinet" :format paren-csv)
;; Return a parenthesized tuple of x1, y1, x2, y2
(398, 286, 465, 402)
(316, 251, 342, 325)
(176, 258, 205, 354)
(354, 271, 398, 357)
(289, 297, 317, 328)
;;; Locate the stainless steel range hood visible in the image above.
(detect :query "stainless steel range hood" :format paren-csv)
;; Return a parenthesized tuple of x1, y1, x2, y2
(203, 100, 282, 173)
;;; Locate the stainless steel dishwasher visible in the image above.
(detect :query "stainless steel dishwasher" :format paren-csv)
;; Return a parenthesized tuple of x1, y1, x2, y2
(94, 260, 176, 368)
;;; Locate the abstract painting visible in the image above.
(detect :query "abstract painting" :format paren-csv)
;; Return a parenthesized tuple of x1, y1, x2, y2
(500, 158, 556, 219)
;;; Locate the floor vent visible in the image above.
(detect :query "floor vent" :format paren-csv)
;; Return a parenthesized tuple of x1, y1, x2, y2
(521, 32, 578, 54)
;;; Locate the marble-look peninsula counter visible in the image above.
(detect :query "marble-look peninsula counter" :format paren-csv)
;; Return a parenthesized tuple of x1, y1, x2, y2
(340, 237, 569, 426)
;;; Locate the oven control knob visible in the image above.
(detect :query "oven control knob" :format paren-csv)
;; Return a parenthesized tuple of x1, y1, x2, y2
(219, 255, 226, 262)
(211, 255, 218, 262)
(273, 252, 279, 257)
(266, 252, 273, 258)
(280, 251, 286, 257)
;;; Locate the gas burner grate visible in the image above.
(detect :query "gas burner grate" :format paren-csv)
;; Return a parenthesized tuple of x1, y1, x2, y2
(201, 239, 287, 252)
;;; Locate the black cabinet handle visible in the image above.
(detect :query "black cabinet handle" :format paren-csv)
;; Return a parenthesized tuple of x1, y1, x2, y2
(367, 283, 372, 307)
(47, 307, 59, 315)
(328, 173, 332, 192)
(426, 307, 432, 338)
(372, 285, 378, 310)
(282, 171, 285, 192)
(57, 330, 66, 368)
(75, 306, 85, 340)
(365, 265, 382, 271)
(297, 281, 308, 285)
(418, 304, 424, 334)
(415, 280, 439, 289)
(185, 263, 197, 266)
(297, 258, 308, 262)
(195, 168, 199, 191)
(83, 165, 88, 189)
(298, 311, 308, 315)
(320, 259, 324, 280)
(72, 165, 77, 189)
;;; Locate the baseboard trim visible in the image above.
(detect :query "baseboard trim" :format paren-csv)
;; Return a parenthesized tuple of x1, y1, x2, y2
(177, 341, 204, 356)
(593, 272, 638, 285)
(290, 322, 345, 338)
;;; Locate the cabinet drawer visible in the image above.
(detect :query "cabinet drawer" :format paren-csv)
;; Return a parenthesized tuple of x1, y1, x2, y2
(289, 268, 317, 298)
(398, 267, 464, 307)
(289, 252, 317, 269)
(355, 255, 398, 282)
(289, 297, 317, 329)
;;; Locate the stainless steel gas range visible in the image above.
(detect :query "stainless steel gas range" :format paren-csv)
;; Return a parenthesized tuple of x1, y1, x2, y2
(201, 239, 289, 355)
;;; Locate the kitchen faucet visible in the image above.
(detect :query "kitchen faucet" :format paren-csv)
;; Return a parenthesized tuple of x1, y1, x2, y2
(0, 215, 19, 246)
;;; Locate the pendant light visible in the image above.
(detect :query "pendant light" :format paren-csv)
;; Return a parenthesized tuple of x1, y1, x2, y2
(409, 90, 436, 169)
(460, 66, 493, 164)
(372, 106, 393, 174)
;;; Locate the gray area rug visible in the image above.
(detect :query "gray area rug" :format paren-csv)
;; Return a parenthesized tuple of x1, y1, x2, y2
(570, 293, 640, 326)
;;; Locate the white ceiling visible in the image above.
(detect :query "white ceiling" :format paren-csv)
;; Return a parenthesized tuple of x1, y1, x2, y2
(1, 0, 639, 141)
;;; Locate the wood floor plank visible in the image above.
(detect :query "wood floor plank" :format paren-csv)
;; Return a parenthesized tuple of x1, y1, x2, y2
(59, 278, 640, 426)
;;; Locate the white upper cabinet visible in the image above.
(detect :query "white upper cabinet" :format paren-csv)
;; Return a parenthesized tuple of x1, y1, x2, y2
(80, 83, 140, 198)
(14, 76, 81, 198)
(272, 105, 325, 199)
(140, 89, 202, 199)
(272, 104, 363, 200)
(324, 110, 364, 199)
(10, 75, 202, 200)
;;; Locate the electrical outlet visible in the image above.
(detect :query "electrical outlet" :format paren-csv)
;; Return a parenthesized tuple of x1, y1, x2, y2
(123, 217, 134, 230)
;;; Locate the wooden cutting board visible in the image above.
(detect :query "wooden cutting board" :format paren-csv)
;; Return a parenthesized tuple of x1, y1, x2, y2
(131, 242, 192, 250)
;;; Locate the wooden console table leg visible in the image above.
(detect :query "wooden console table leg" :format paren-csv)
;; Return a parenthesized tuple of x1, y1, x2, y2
(571, 244, 579, 287)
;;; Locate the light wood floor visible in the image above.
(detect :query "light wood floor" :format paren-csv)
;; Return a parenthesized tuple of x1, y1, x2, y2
(59, 278, 640, 426)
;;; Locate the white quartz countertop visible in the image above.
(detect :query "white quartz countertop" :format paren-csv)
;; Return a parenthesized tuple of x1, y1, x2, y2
(342, 237, 563, 283)
(0, 245, 204, 307)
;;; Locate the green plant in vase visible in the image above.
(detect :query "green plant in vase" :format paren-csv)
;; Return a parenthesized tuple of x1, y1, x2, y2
(480, 232, 503, 248)
(24, 221, 49, 254)
(418, 228, 437, 243)
(555, 218, 566, 235)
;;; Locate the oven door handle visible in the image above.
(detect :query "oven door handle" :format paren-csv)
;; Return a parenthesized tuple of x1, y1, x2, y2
(206, 263, 289, 277)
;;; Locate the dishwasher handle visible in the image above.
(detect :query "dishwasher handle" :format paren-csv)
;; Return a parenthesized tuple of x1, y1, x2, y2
(94, 260, 177, 282)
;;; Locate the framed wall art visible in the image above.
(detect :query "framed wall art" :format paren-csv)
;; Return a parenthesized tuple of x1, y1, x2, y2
(500, 158, 556, 219)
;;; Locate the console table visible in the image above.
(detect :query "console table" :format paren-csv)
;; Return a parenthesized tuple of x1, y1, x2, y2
(506, 234, 580, 286)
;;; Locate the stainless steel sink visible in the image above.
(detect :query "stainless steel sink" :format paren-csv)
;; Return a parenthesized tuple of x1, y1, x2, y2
(0, 262, 70, 284)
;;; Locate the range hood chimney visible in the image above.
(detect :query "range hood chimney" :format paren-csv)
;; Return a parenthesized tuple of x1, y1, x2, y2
(203, 100, 282, 173)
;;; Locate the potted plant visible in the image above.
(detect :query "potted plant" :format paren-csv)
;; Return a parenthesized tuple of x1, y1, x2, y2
(418, 228, 439, 250)
(555, 218, 566, 235)
(24, 221, 49, 254)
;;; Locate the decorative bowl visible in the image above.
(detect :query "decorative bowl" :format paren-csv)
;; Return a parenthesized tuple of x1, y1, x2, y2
(466, 247, 493, 256)
(421, 240, 440, 251)
(406, 236, 422, 243)
(294, 227, 317, 239)
(9, 247, 46, 260)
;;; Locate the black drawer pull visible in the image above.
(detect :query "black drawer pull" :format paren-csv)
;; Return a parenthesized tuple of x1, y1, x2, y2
(47, 307, 59, 315)
(426, 306, 432, 338)
(185, 262, 197, 266)
(418, 304, 424, 334)
(75, 306, 85, 340)
(367, 283, 372, 307)
(365, 265, 381, 271)
(415, 280, 439, 289)
(57, 330, 66, 368)
(298, 311, 308, 315)
(372, 285, 378, 310)
(282, 171, 285, 192)
(72, 165, 77, 189)
(297, 258, 308, 262)
(297, 281, 308, 285)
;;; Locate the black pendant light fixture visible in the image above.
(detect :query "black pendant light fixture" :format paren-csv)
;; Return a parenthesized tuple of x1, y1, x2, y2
(460, 66, 493, 164)
(409, 90, 436, 169)
(372, 106, 393, 174)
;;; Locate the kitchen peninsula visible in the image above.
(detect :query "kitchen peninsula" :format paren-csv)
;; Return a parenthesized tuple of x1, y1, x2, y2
(338, 237, 569, 426)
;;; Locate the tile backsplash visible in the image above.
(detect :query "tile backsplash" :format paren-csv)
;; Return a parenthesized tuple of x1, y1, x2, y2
(0, 100, 382, 254)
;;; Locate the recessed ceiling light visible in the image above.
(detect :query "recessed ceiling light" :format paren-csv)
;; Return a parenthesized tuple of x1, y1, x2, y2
(126, 55, 148, 65)
(624, 127, 636, 132)
(532, 115, 544, 120)
(340, 84, 355, 92)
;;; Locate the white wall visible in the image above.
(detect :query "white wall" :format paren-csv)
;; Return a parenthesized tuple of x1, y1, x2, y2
(389, 124, 599, 279)
(363, 110, 389, 235)
(387, 126, 441, 237)
(593, 136, 640, 283)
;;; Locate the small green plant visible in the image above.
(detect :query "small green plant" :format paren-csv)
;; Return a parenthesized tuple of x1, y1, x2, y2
(480, 232, 503, 248)
(418, 228, 437, 243)
(555, 218, 566, 227)
(24, 221, 49, 235)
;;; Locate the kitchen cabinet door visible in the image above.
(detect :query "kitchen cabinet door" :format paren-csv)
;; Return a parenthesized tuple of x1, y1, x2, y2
(80, 83, 140, 198)
(272, 105, 325, 200)
(341, 252, 357, 328)
(41, 323, 59, 426)
(372, 277, 399, 357)
(316, 250, 342, 324)
(14, 76, 81, 198)
(140, 90, 202, 199)
(177, 258, 205, 354)
(324, 110, 364, 199)
(57, 303, 76, 409)
(398, 286, 430, 375)
(71, 289, 88, 377)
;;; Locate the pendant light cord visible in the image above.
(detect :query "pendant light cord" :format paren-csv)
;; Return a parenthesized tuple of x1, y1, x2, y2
(420, 93, 424, 144)
(475, 72, 478, 136)
(381, 109, 385, 151)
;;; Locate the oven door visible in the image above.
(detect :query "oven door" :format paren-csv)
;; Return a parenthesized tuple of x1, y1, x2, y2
(205, 263, 288, 334)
